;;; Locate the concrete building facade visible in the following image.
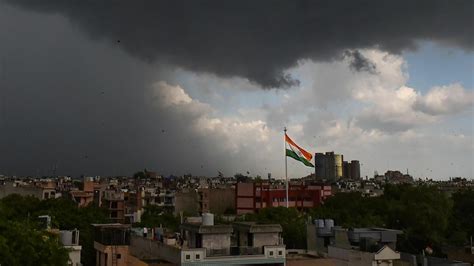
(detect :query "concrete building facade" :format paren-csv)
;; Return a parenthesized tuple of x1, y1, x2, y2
(93, 224, 131, 266)
(315, 152, 344, 181)
(60, 229, 82, 266)
(198, 188, 235, 215)
(0, 180, 59, 200)
(102, 190, 126, 224)
(128, 216, 286, 265)
(315, 152, 361, 181)
(350, 160, 361, 180)
(236, 182, 331, 214)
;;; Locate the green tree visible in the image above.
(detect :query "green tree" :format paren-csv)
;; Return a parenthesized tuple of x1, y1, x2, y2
(137, 205, 180, 232)
(383, 185, 451, 255)
(0, 194, 41, 222)
(0, 220, 69, 266)
(0, 194, 108, 266)
(449, 189, 474, 245)
(309, 192, 385, 228)
(308, 185, 454, 256)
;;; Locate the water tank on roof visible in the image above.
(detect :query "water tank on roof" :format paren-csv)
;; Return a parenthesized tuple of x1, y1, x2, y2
(324, 219, 334, 229)
(202, 213, 214, 226)
(60, 230, 72, 246)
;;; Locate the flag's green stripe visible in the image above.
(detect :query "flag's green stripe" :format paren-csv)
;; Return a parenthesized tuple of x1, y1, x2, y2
(286, 148, 301, 161)
(286, 149, 314, 167)
(287, 146, 314, 167)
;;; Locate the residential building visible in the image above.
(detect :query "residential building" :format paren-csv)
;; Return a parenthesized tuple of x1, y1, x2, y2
(307, 219, 403, 265)
(175, 189, 199, 216)
(124, 189, 145, 224)
(70, 190, 94, 207)
(307, 219, 472, 266)
(198, 187, 235, 215)
(385, 170, 413, 184)
(307, 219, 402, 254)
(93, 224, 131, 266)
(129, 214, 286, 265)
(59, 229, 82, 266)
(102, 190, 126, 223)
(0, 180, 59, 200)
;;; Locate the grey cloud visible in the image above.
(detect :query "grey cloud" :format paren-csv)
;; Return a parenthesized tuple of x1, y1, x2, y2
(413, 84, 474, 116)
(344, 50, 377, 74)
(3, 0, 472, 89)
(355, 113, 415, 133)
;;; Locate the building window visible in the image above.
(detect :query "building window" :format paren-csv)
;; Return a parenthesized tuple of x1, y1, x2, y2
(185, 254, 191, 260)
(111, 211, 118, 218)
(270, 251, 274, 256)
(111, 201, 118, 208)
(116, 254, 121, 259)
(278, 250, 283, 256)
(195, 254, 200, 260)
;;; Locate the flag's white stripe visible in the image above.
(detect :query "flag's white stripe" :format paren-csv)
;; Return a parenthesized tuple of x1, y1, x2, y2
(288, 142, 309, 160)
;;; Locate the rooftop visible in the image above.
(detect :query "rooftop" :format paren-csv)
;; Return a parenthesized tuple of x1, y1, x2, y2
(233, 222, 283, 233)
(180, 223, 233, 234)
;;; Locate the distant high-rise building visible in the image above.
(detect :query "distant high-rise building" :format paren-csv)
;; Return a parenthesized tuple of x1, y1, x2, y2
(314, 152, 344, 181)
(316, 152, 360, 181)
(343, 161, 352, 179)
(315, 153, 328, 180)
(350, 160, 361, 180)
(334, 154, 343, 178)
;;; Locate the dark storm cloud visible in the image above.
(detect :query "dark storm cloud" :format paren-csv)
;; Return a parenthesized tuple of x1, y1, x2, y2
(0, 4, 242, 177)
(344, 50, 377, 74)
(3, 0, 473, 88)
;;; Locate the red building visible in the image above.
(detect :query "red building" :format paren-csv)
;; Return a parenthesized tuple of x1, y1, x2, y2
(236, 182, 332, 214)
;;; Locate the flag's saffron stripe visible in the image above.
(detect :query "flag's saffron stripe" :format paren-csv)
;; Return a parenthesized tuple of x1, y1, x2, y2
(285, 134, 313, 161)
(286, 149, 314, 167)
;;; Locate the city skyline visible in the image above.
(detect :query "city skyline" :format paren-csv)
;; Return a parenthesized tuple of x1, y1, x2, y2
(0, 1, 472, 180)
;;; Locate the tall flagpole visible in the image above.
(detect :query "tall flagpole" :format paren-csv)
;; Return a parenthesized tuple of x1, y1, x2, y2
(284, 127, 289, 208)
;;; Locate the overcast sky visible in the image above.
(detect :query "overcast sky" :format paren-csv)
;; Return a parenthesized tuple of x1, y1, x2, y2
(0, 1, 472, 179)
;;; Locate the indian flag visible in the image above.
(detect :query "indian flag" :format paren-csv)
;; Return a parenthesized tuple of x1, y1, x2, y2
(285, 134, 314, 167)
